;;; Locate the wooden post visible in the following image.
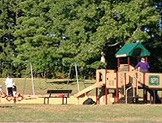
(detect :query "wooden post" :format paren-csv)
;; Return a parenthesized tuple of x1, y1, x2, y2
(117, 58, 120, 71)
(124, 72, 126, 103)
(105, 70, 108, 104)
(115, 72, 119, 103)
(135, 73, 138, 103)
(146, 90, 148, 104)
(105, 86, 108, 105)
(96, 88, 99, 104)
(127, 57, 130, 71)
(143, 73, 146, 103)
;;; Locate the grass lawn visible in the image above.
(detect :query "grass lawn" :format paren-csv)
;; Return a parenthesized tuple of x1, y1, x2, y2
(0, 78, 96, 95)
(0, 104, 162, 122)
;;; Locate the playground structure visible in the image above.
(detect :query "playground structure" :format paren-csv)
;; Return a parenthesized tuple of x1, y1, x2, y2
(74, 43, 162, 104)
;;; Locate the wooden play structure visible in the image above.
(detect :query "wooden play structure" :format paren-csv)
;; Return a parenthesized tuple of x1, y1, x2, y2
(74, 43, 162, 104)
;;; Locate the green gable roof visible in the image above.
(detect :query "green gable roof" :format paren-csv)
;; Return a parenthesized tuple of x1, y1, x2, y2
(115, 43, 150, 58)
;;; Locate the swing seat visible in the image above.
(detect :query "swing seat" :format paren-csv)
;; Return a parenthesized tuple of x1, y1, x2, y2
(44, 89, 72, 104)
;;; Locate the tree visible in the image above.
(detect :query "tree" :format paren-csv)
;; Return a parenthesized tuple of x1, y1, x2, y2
(13, 0, 63, 77)
(0, 0, 161, 78)
(0, 0, 18, 63)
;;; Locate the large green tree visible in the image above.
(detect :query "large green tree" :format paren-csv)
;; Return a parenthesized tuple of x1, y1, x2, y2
(13, 0, 63, 77)
(0, 0, 161, 77)
(0, 0, 17, 63)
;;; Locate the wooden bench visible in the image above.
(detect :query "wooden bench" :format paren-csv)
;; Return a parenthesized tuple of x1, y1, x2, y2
(44, 90, 72, 104)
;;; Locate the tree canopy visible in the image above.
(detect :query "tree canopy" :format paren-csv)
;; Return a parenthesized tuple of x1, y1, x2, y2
(0, 0, 161, 78)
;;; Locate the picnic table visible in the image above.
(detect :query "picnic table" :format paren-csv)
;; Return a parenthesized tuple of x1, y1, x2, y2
(44, 89, 72, 104)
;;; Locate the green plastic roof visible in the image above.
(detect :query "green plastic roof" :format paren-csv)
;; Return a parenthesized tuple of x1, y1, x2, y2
(115, 43, 150, 58)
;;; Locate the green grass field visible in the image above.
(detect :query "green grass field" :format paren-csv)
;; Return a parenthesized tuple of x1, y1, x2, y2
(0, 78, 96, 95)
(0, 104, 162, 122)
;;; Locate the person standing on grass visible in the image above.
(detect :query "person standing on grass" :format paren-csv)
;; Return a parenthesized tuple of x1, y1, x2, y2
(133, 57, 150, 73)
(5, 75, 14, 96)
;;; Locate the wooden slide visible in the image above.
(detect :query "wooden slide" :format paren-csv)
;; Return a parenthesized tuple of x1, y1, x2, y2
(74, 82, 105, 98)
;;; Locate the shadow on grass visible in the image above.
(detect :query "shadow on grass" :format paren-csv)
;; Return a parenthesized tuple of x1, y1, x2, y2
(47, 80, 74, 84)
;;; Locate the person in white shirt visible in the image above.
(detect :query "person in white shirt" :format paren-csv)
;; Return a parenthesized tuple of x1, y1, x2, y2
(5, 75, 14, 96)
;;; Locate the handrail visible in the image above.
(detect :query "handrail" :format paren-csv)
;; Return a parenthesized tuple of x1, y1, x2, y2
(125, 86, 132, 104)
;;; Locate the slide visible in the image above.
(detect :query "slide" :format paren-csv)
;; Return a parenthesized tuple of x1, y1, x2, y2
(74, 82, 105, 98)
(147, 89, 161, 104)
